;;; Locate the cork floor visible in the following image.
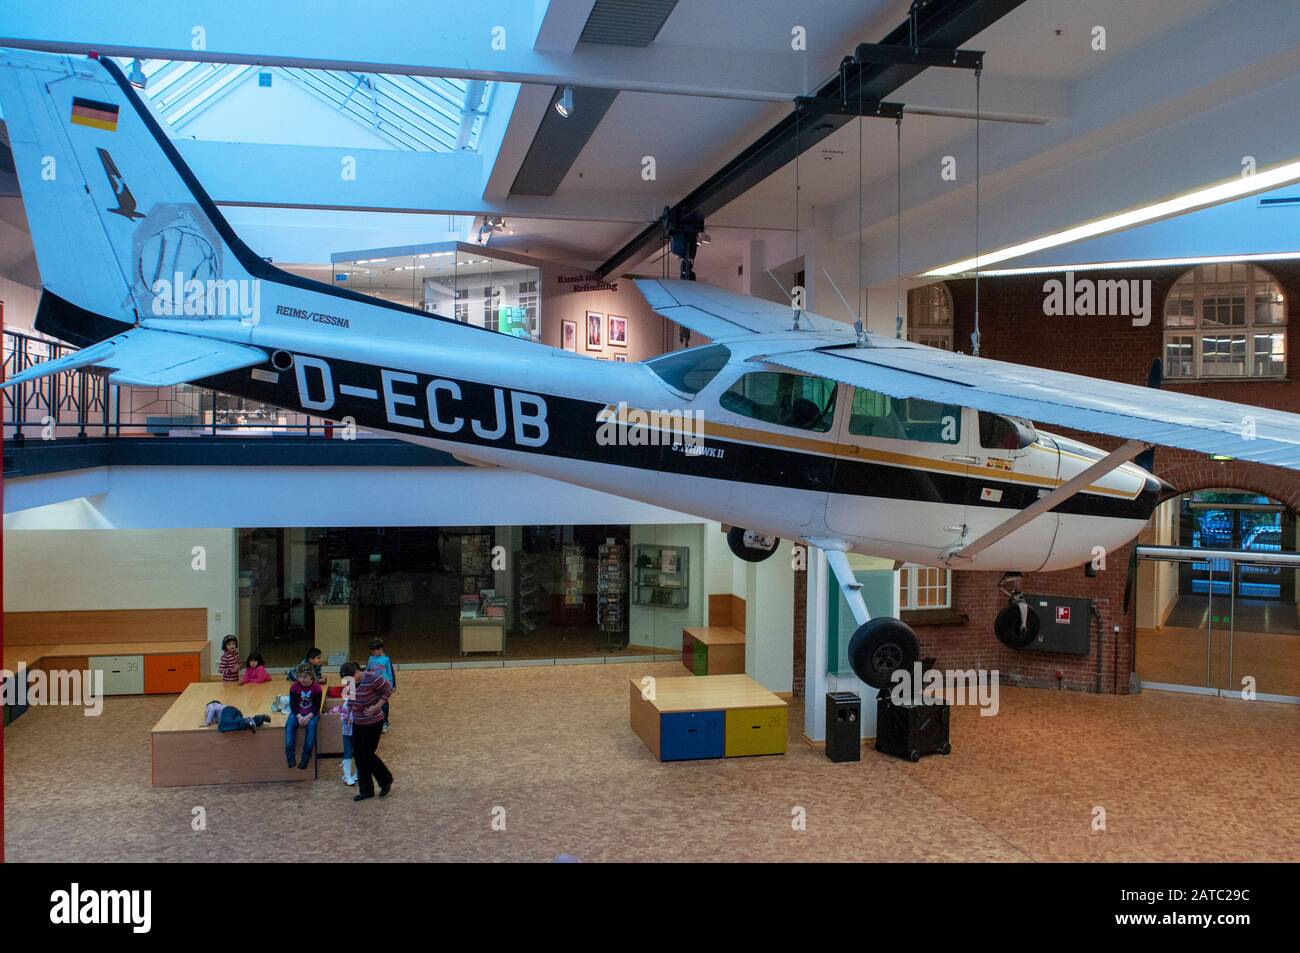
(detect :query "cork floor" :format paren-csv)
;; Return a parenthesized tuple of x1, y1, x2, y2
(4, 663, 1298, 862)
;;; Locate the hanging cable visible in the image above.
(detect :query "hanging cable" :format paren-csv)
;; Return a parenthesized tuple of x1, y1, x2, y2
(972, 67, 982, 357)
(896, 114, 903, 339)
(793, 100, 801, 329)
(856, 70, 865, 345)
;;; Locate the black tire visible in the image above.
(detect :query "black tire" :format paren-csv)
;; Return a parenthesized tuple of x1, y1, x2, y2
(726, 527, 780, 562)
(995, 602, 1040, 649)
(908, 750, 921, 762)
(940, 743, 952, 756)
(847, 617, 920, 690)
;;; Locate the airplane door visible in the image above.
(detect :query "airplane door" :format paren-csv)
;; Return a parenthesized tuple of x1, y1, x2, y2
(827, 385, 972, 560)
(961, 411, 1062, 568)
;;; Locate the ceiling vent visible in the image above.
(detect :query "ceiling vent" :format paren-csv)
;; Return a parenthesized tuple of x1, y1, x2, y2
(579, 0, 679, 46)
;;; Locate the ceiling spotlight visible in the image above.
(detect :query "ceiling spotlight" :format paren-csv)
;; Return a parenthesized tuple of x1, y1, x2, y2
(699, 231, 712, 245)
(555, 86, 574, 118)
(128, 59, 147, 88)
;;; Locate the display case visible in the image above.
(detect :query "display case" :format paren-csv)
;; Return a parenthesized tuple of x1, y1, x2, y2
(331, 241, 541, 342)
(633, 544, 689, 608)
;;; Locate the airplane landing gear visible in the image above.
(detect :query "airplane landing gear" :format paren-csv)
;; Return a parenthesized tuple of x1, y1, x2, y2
(811, 539, 920, 690)
(994, 572, 1039, 649)
(848, 618, 920, 690)
(726, 527, 780, 562)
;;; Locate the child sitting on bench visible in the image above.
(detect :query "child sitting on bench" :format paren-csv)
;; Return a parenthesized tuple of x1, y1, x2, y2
(239, 652, 272, 684)
(285, 663, 323, 770)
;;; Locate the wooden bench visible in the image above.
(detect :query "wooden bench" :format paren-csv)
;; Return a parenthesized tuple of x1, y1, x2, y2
(151, 681, 316, 786)
(630, 673, 787, 761)
(682, 594, 747, 676)
(4, 609, 211, 697)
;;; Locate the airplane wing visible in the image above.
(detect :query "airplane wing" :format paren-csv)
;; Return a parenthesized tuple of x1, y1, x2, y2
(633, 277, 854, 339)
(631, 278, 1300, 470)
(1, 326, 266, 389)
(763, 342, 1300, 471)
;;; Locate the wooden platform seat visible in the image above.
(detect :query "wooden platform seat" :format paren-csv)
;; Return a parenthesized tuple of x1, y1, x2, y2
(682, 594, 747, 676)
(3, 609, 211, 698)
(151, 682, 315, 787)
(630, 674, 787, 762)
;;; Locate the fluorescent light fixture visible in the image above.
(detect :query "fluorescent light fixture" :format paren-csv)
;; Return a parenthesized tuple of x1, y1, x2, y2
(968, 250, 1300, 277)
(923, 157, 1300, 277)
(555, 86, 574, 118)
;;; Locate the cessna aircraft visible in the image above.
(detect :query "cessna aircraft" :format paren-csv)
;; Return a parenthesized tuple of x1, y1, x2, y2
(4, 49, 1300, 688)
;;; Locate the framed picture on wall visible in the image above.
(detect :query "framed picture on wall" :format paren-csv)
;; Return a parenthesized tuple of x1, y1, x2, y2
(614, 354, 627, 362)
(561, 319, 577, 352)
(586, 310, 604, 352)
(608, 314, 627, 347)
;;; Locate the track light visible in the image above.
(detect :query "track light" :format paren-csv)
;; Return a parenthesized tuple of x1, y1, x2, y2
(699, 231, 712, 245)
(555, 86, 574, 118)
(128, 59, 147, 89)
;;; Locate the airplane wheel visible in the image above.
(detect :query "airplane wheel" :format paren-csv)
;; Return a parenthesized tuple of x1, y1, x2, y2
(995, 602, 1039, 649)
(847, 618, 920, 690)
(726, 527, 780, 562)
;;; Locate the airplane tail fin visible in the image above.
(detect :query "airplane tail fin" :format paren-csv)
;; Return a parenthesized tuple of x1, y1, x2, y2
(0, 48, 260, 330)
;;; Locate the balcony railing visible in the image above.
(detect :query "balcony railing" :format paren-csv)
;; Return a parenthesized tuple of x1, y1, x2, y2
(3, 327, 336, 441)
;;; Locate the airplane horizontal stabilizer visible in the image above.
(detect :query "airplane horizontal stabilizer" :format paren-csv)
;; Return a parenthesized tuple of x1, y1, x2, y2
(1, 327, 266, 389)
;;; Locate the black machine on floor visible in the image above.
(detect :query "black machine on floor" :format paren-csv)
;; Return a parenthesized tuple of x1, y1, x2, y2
(875, 689, 951, 762)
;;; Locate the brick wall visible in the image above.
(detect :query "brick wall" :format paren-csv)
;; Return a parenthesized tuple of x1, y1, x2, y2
(791, 260, 1300, 696)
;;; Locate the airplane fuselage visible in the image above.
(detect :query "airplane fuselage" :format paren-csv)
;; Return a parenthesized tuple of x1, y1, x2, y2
(37, 283, 1163, 574)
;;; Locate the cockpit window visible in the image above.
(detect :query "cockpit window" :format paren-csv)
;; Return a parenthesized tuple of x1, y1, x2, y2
(978, 412, 1036, 450)
(645, 344, 731, 395)
(719, 371, 837, 432)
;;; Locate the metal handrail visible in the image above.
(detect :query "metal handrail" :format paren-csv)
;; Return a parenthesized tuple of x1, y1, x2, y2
(3, 327, 330, 440)
(1136, 545, 1300, 566)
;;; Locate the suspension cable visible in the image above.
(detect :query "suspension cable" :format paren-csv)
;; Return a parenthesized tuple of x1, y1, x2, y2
(896, 114, 903, 339)
(972, 66, 982, 357)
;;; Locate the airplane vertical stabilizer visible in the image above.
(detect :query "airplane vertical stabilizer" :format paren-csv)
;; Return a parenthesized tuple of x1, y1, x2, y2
(0, 48, 256, 327)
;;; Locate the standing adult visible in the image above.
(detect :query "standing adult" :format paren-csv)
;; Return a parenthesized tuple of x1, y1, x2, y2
(341, 660, 395, 801)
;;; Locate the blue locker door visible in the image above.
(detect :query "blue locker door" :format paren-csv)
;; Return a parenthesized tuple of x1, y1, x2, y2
(659, 710, 725, 761)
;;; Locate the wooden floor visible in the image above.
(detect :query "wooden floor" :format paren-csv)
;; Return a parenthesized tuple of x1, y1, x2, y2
(5, 663, 1299, 862)
(1137, 626, 1300, 697)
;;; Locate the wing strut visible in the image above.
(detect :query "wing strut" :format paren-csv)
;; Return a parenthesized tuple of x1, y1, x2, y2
(808, 537, 871, 626)
(943, 439, 1150, 565)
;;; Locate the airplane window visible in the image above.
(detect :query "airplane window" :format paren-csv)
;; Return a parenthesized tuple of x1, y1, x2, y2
(978, 411, 1036, 450)
(848, 388, 961, 443)
(644, 344, 731, 395)
(719, 371, 837, 432)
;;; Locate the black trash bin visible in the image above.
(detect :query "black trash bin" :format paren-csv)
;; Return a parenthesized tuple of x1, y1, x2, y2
(825, 691, 861, 762)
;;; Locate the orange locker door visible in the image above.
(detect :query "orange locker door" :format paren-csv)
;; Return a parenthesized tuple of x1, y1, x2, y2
(144, 653, 199, 694)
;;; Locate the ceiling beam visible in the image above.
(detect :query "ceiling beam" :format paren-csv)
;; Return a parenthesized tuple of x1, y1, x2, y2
(0, 1, 821, 102)
(592, 0, 1028, 277)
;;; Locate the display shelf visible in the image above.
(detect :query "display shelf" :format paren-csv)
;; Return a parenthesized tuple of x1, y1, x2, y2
(596, 542, 627, 650)
(633, 544, 689, 608)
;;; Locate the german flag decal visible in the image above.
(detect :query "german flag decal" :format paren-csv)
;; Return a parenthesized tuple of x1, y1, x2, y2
(70, 96, 119, 132)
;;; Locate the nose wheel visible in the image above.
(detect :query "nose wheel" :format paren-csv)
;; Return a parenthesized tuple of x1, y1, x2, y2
(994, 573, 1039, 649)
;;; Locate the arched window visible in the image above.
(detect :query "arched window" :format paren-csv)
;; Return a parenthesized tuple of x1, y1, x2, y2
(1163, 264, 1286, 379)
(907, 283, 953, 350)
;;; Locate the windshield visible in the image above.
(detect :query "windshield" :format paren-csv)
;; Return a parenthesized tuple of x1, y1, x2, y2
(645, 344, 731, 395)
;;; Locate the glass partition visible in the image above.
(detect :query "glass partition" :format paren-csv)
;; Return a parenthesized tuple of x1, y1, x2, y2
(332, 242, 540, 341)
(239, 524, 666, 668)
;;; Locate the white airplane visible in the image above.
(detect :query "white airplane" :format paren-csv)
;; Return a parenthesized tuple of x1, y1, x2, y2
(5, 50, 1300, 688)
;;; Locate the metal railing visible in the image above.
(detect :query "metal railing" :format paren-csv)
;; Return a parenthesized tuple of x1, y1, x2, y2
(3, 327, 335, 440)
